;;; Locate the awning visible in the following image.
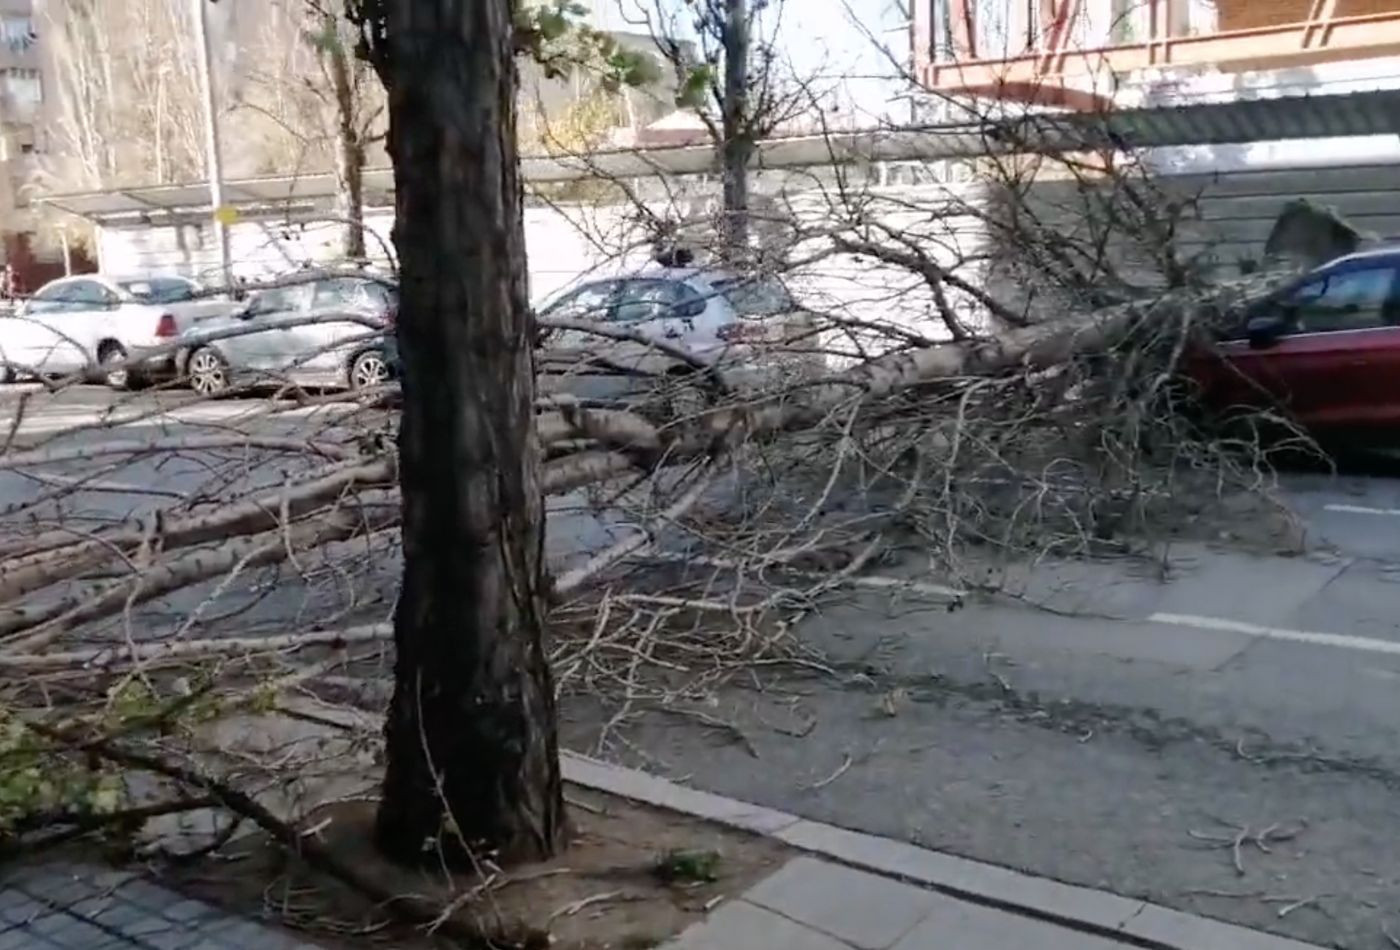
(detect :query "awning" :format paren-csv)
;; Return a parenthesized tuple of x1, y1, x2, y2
(37, 88, 1400, 224)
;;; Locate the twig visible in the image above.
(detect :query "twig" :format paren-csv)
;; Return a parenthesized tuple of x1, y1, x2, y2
(804, 752, 852, 791)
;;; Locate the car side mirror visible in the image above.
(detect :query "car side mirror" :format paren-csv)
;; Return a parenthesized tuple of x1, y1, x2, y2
(678, 299, 705, 319)
(1246, 313, 1289, 350)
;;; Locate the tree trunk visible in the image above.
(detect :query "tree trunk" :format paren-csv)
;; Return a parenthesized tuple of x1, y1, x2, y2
(326, 16, 367, 260)
(373, 0, 565, 866)
(719, 0, 752, 261)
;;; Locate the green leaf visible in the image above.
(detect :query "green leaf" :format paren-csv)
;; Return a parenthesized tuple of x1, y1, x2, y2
(676, 65, 712, 108)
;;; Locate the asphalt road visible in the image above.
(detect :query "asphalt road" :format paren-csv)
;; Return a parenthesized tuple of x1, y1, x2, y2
(559, 460, 1400, 948)
(12, 385, 1400, 948)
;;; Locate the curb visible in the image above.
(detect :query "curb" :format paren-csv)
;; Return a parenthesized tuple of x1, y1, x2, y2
(561, 751, 1325, 950)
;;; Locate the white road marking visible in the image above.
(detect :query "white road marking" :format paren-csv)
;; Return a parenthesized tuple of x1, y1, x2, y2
(1323, 503, 1400, 517)
(1150, 611, 1400, 657)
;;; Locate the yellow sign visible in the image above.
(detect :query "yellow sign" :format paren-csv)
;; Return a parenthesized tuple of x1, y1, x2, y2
(213, 205, 239, 226)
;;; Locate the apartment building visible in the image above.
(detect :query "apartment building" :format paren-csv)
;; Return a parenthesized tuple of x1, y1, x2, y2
(912, 0, 1400, 111)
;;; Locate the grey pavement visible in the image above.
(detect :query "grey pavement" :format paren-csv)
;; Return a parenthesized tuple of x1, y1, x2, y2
(665, 856, 1322, 950)
(0, 863, 320, 950)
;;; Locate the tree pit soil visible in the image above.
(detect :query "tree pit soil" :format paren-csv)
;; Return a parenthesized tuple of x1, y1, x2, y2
(160, 784, 790, 949)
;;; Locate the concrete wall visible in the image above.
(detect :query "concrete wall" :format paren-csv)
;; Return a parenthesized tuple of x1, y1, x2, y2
(92, 158, 1400, 348)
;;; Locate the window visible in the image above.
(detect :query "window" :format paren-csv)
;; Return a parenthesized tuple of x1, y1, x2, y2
(64, 280, 116, 309)
(312, 278, 369, 309)
(0, 16, 34, 53)
(713, 277, 794, 316)
(1287, 265, 1398, 334)
(542, 281, 617, 320)
(249, 282, 314, 316)
(360, 281, 397, 311)
(0, 68, 41, 111)
(25, 281, 74, 314)
(612, 280, 695, 323)
(118, 277, 196, 304)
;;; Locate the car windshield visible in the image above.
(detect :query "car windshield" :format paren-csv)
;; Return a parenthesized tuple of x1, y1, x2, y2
(713, 277, 794, 316)
(118, 277, 196, 304)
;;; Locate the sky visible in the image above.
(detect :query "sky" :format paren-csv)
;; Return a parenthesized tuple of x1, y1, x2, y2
(590, 0, 912, 123)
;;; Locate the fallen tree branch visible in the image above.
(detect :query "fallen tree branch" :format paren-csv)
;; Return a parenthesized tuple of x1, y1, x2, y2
(0, 625, 393, 671)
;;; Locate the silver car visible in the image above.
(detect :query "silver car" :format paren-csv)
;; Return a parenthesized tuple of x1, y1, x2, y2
(178, 272, 397, 395)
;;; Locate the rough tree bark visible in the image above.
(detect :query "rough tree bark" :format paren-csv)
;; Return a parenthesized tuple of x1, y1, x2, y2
(371, 0, 565, 864)
(719, 0, 752, 260)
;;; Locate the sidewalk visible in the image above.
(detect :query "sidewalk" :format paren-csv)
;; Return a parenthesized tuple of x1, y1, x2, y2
(669, 856, 1146, 949)
(562, 753, 1327, 950)
(0, 753, 1331, 950)
(0, 863, 317, 950)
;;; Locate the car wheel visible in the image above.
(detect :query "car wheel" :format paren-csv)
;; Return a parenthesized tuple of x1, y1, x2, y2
(188, 347, 230, 396)
(99, 342, 140, 390)
(349, 349, 390, 391)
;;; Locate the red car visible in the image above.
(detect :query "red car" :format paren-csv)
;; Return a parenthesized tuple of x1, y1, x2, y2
(1189, 248, 1400, 432)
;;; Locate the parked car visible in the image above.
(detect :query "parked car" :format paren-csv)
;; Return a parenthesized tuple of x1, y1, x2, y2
(1188, 247, 1400, 433)
(383, 266, 821, 409)
(0, 274, 236, 388)
(533, 265, 822, 405)
(177, 271, 397, 395)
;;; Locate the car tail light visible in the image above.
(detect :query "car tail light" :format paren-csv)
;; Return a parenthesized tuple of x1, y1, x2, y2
(384, 304, 397, 326)
(717, 322, 766, 342)
(155, 313, 178, 338)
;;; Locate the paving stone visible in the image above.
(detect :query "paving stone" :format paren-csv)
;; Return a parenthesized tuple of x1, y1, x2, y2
(775, 820, 1146, 932)
(667, 899, 852, 949)
(160, 899, 220, 924)
(111, 878, 184, 912)
(891, 898, 1136, 950)
(12, 871, 93, 908)
(744, 858, 937, 949)
(0, 893, 46, 926)
(29, 915, 113, 949)
(1118, 905, 1327, 950)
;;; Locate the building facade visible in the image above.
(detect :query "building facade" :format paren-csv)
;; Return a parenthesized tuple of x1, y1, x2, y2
(912, 0, 1400, 109)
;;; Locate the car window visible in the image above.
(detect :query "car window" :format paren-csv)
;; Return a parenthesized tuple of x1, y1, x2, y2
(360, 280, 397, 311)
(25, 281, 74, 314)
(250, 282, 314, 316)
(1287, 265, 1397, 333)
(118, 277, 196, 304)
(63, 280, 115, 308)
(543, 281, 616, 320)
(613, 280, 687, 323)
(312, 278, 369, 309)
(712, 277, 795, 316)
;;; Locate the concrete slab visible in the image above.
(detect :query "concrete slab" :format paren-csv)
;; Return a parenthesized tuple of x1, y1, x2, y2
(667, 900, 853, 950)
(890, 897, 1131, 950)
(744, 857, 937, 949)
(1119, 905, 1327, 950)
(773, 821, 1145, 933)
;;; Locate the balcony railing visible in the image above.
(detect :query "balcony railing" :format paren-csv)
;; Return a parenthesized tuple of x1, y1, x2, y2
(916, 3, 1400, 107)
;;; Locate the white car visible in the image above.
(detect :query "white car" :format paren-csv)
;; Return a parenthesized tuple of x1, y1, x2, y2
(534, 265, 822, 405)
(0, 274, 236, 388)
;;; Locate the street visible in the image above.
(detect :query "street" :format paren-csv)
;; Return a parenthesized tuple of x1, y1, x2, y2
(10, 384, 1400, 947)
(561, 459, 1400, 947)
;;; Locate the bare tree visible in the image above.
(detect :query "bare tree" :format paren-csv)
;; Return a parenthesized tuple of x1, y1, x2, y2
(39, 0, 207, 190)
(632, 0, 810, 261)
